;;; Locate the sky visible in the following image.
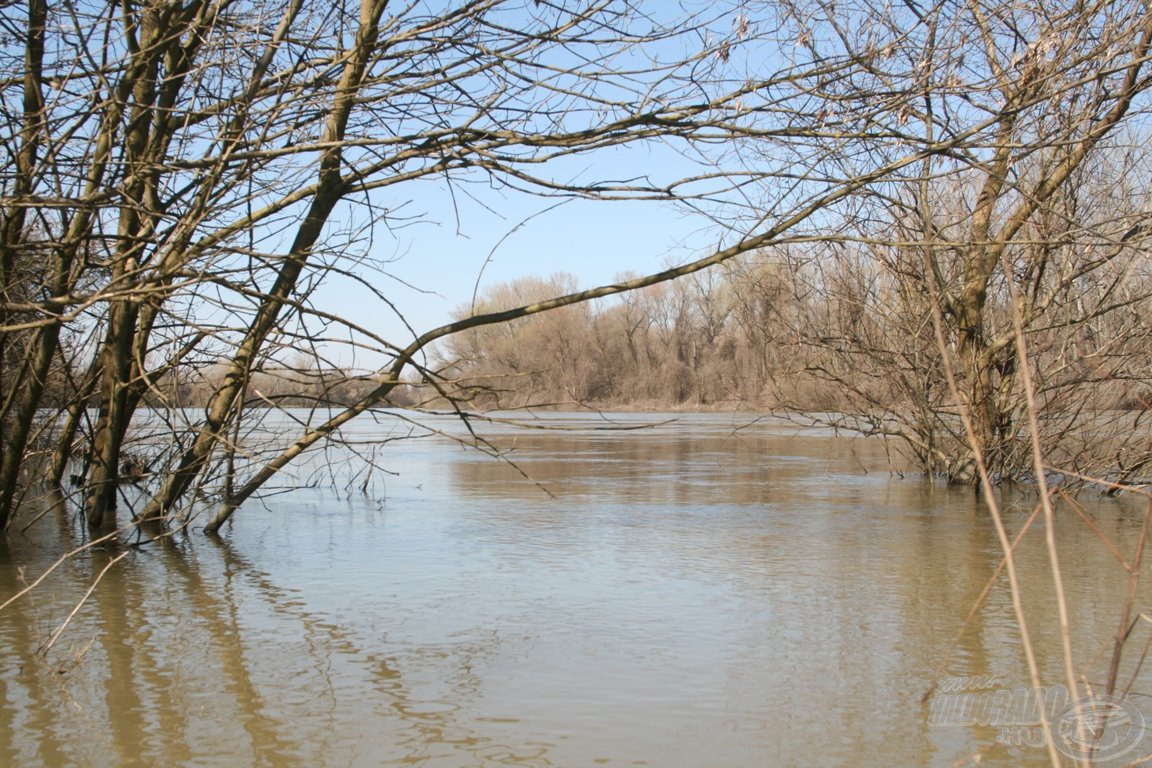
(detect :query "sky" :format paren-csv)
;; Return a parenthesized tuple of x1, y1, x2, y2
(282, 1, 784, 370)
(312, 141, 733, 369)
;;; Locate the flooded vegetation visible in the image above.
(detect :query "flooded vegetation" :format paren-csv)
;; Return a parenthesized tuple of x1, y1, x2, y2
(5, 3, 1152, 764)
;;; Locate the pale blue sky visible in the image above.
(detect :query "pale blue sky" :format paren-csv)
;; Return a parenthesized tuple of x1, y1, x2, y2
(313, 140, 731, 367)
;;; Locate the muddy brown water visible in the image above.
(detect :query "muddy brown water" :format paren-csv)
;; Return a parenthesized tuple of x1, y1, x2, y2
(1, 411, 1149, 767)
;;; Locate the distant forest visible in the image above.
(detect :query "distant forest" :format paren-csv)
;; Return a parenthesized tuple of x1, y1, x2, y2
(439, 249, 1150, 415)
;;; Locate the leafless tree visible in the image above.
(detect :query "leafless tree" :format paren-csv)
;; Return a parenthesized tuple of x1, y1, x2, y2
(4, 0, 1148, 538)
(0, 0, 778, 531)
(736, 0, 1152, 483)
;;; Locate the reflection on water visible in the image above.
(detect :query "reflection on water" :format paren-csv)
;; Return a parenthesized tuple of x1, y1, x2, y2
(1, 412, 1151, 767)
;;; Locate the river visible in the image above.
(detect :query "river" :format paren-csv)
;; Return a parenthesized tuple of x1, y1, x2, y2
(1, 411, 1149, 767)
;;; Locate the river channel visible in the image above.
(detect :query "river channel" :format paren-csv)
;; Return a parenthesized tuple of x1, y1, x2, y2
(1, 411, 1149, 767)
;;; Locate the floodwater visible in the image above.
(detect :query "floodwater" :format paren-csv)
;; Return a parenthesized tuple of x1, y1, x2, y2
(1, 411, 1150, 767)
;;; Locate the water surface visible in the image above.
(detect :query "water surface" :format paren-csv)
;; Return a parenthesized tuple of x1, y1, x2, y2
(1, 412, 1149, 767)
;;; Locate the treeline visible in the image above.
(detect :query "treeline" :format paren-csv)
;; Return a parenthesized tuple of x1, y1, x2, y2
(150, 361, 416, 411)
(438, 204, 1152, 484)
(29, 357, 415, 412)
(436, 269, 796, 410)
(439, 256, 1152, 414)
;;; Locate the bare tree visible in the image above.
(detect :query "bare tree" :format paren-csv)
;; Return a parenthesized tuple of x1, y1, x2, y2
(0, 0, 789, 531)
(739, 0, 1152, 482)
(0, 0, 890, 533)
(6, 0, 1147, 537)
